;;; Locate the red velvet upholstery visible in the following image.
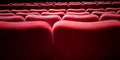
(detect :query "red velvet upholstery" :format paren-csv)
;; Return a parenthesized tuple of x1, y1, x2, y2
(54, 2, 68, 9)
(41, 12, 65, 18)
(82, 2, 97, 8)
(105, 8, 120, 12)
(11, 9, 29, 13)
(30, 9, 47, 14)
(68, 2, 82, 9)
(25, 15, 61, 26)
(86, 8, 104, 13)
(67, 9, 85, 12)
(25, 5, 40, 9)
(98, 2, 112, 8)
(112, 2, 120, 7)
(45, 2, 56, 4)
(40, 3, 54, 9)
(66, 12, 90, 15)
(16, 12, 40, 17)
(0, 4, 10, 9)
(10, 3, 26, 9)
(0, 13, 15, 16)
(62, 15, 99, 22)
(53, 20, 120, 60)
(49, 9, 66, 13)
(0, 10, 11, 13)
(100, 14, 120, 21)
(91, 11, 116, 17)
(0, 16, 25, 22)
(0, 21, 53, 60)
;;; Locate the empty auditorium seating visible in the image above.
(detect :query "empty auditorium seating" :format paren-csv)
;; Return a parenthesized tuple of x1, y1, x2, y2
(0, 21, 53, 60)
(30, 9, 47, 14)
(49, 9, 66, 13)
(86, 8, 104, 13)
(91, 11, 116, 17)
(0, 1, 120, 60)
(67, 9, 85, 12)
(99, 14, 120, 21)
(41, 12, 65, 18)
(66, 12, 90, 15)
(25, 15, 61, 26)
(62, 15, 99, 22)
(53, 20, 120, 60)
(0, 13, 15, 16)
(0, 16, 25, 22)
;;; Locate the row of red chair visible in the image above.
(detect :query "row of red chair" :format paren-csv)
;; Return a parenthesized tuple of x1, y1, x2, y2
(0, 11, 118, 18)
(0, 8, 120, 13)
(0, 20, 120, 60)
(0, 1, 120, 9)
(0, 14, 120, 27)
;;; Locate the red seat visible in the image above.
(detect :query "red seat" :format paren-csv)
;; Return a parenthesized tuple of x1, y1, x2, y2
(41, 12, 65, 18)
(24, 4, 40, 9)
(62, 15, 99, 22)
(10, 3, 26, 9)
(0, 21, 53, 60)
(98, 2, 112, 8)
(11, 9, 29, 13)
(91, 11, 116, 17)
(67, 9, 85, 12)
(40, 3, 54, 9)
(0, 4, 10, 9)
(0, 16, 25, 22)
(53, 20, 120, 60)
(25, 15, 61, 26)
(99, 14, 120, 21)
(82, 2, 94, 4)
(16, 12, 40, 18)
(0, 10, 11, 13)
(49, 9, 66, 13)
(68, 2, 82, 9)
(30, 9, 47, 14)
(86, 8, 104, 13)
(66, 12, 90, 15)
(0, 13, 15, 16)
(105, 8, 120, 12)
(82, 2, 97, 8)
(54, 2, 68, 9)
(45, 2, 56, 4)
(112, 2, 120, 7)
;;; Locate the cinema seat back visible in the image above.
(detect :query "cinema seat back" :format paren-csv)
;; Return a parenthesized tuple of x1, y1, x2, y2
(53, 20, 120, 60)
(62, 15, 99, 22)
(0, 21, 53, 60)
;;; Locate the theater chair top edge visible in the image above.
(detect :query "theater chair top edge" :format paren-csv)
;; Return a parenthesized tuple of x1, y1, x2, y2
(0, 21, 51, 30)
(53, 20, 120, 31)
